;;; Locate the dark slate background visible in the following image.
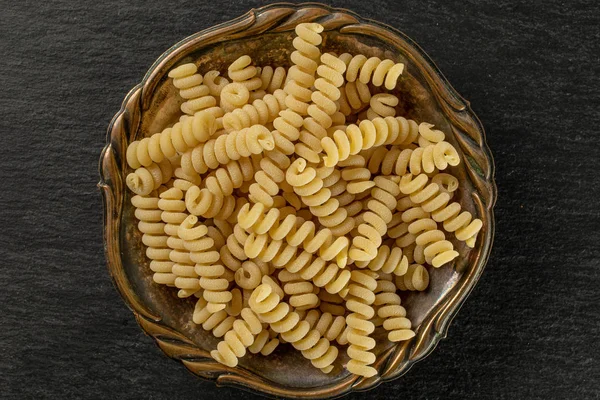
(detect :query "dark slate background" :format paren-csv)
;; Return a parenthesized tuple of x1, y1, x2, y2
(1, 0, 599, 398)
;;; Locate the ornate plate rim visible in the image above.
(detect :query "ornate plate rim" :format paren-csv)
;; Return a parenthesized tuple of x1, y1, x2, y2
(98, 3, 497, 398)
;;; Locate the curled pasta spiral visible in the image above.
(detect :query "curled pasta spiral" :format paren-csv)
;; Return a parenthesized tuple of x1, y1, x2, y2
(355, 244, 409, 276)
(158, 189, 200, 297)
(203, 70, 230, 97)
(168, 63, 217, 115)
(403, 176, 483, 248)
(210, 307, 264, 367)
(278, 269, 320, 310)
(175, 215, 214, 298)
(417, 122, 446, 147)
(338, 80, 372, 117)
(249, 283, 339, 373)
(181, 125, 274, 175)
(374, 279, 415, 342)
(286, 158, 351, 237)
(158, 187, 187, 236)
(185, 184, 236, 220)
(366, 93, 398, 120)
(343, 54, 405, 90)
(284, 249, 352, 296)
(235, 260, 269, 290)
(228, 55, 262, 91)
(404, 210, 459, 268)
(339, 155, 375, 195)
(248, 149, 290, 208)
(244, 232, 352, 297)
(305, 309, 347, 345)
(220, 223, 249, 274)
(126, 111, 218, 169)
(317, 291, 346, 317)
(395, 264, 429, 291)
(220, 82, 250, 112)
(257, 66, 287, 93)
(193, 297, 236, 338)
(321, 116, 420, 167)
(222, 89, 287, 132)
(131, 193, 174, 286)
(345, 269, 378, 377)
(272, 109, 304, 156)
(285, 23, 323, 115)
(294, 53, 346, 164)
(204, 158, 256, 197)
(126, 160, 173, 196)
(172, 166, 201, 192)
(350, 176, 401, 262)
(190, 236, 232, 313)
(237, 202, 349, 268)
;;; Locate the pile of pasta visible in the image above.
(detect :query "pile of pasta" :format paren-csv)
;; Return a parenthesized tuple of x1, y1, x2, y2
(125, 22, 483, 378)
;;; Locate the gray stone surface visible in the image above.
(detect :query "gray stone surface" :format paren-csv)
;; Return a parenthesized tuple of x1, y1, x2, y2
(1, 0, 598, 398)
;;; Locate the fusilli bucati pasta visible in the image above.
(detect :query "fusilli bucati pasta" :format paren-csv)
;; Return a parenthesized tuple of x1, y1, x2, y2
(125, 20, 483, 378)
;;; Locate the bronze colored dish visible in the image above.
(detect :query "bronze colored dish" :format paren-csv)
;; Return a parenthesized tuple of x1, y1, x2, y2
(99, 3, 496, 398)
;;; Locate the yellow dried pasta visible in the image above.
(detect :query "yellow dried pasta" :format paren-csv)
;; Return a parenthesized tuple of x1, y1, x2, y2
(125, 20, 485, 379)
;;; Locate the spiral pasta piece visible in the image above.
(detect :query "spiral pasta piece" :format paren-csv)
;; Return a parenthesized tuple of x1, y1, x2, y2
(131, 193, 174, 286)
(285, 23, 323, 116)
(374, 279, 415, 342)
(322, 116, 421, 167)
(417, 122, 446, 147)
(395, 264, 429, 291)
(190, 236, 231, 313)
(337, 80, 372, 117)
(203, 70, 230, 97)
(168, 63, 218, 115)
(157, 188, 199, 297)
(345, 269, 378, 377)
(355, 244, 409, 276)
(249, 283, 338, 373)
(238, 202, 349, 268)
(248, 327, 280, 356)
(350, 176, 401, 262)
(344, 54, 405, 90)
(317, 291, 346, 317)
(172, 166, 202, 192)
(235, 260, 269, 290)
(405, 211, 459, 268)
(193, 297, 236, 338)
(126, 159, 173, 196)
(294, 53, 347, 164)
(278, 269, 320, 310)
(304, 309, 347, 345)
(222, 89, 287, 132)
(159, 187, 188, 236)
(228, 55, 262, 91)
(366, 93, 399, 120)
(210, 307, 264, 367)
(257, 66, 287, 93)
(248, 148, 290, 208)
(272, 109, 304, 156)
(402, 176, 482, 247)
(286, 158, 352, 238)
(220, 82, 250, 112)
(220, 223, 250, 274)
(339, 155, 375, 195)
(185, 184, 236, 220)
(180, 125, 274, 174)
(126, 110, 218, 169)
(204, 158, 256, 197)
(283, 249, 352, 296)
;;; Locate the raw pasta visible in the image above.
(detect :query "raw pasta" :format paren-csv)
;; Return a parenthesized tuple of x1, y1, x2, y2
(125, 20, 484, 379)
